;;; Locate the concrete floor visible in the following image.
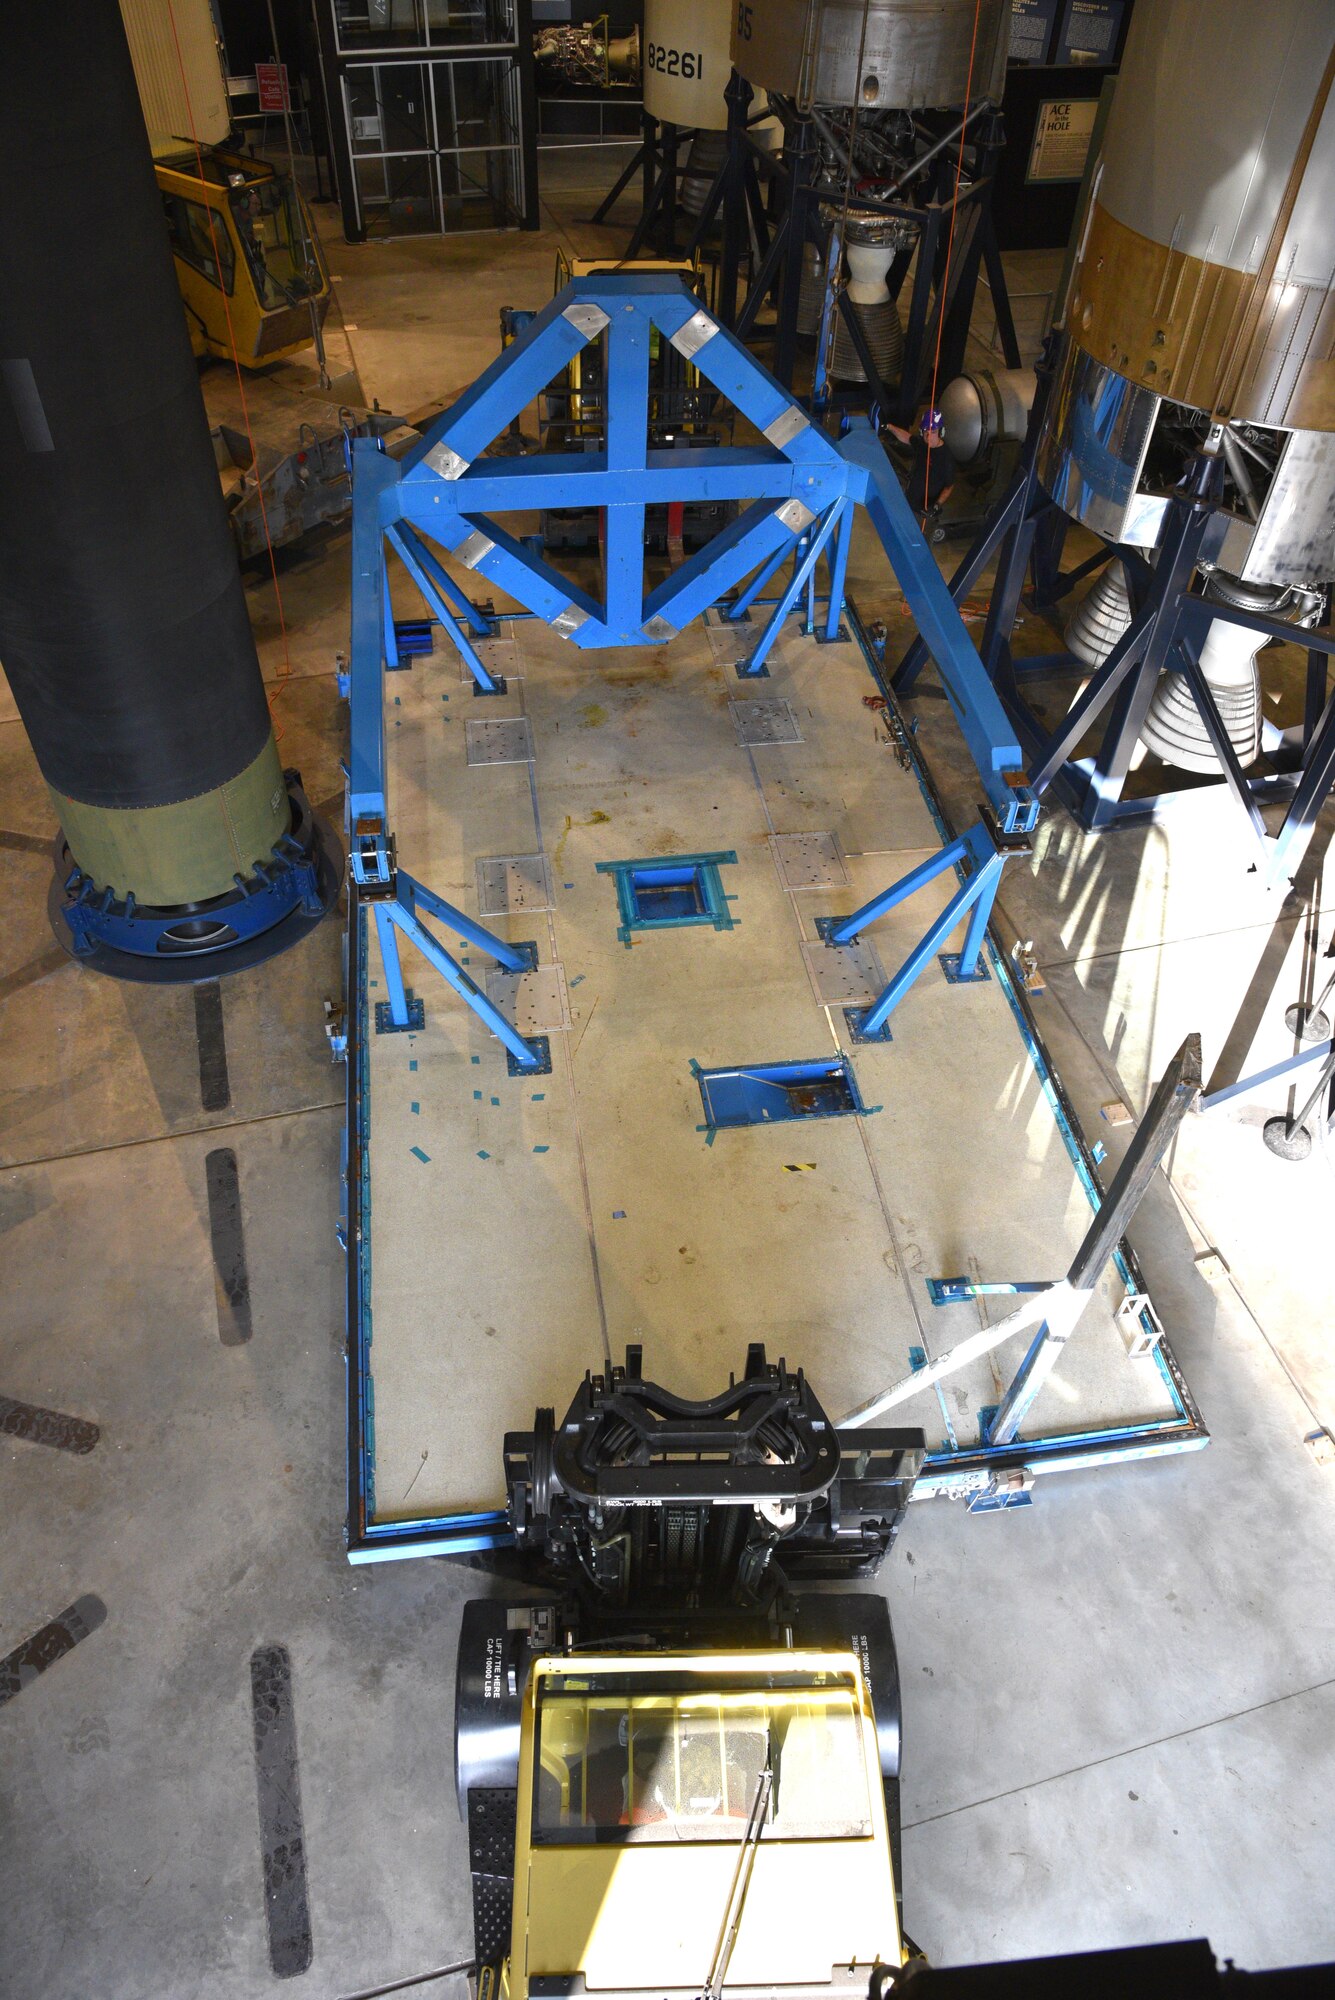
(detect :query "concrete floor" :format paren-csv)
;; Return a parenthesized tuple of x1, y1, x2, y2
(2, 153, 1335, 1998)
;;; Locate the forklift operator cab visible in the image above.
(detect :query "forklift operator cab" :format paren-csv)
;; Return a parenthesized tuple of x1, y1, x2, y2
(509, 1652, 903, 2000)
(155, 147, 331, 367)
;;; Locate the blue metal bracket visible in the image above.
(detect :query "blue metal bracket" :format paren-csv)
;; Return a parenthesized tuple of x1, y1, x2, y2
(370, 872, 547, 1072)
(822, 816, 1019, 1036)
(926, 1277, 1053, 1307)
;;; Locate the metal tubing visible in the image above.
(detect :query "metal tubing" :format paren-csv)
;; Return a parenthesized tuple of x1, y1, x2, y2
(824, 501, 853, 641)
(383, 574, 401, 672)
(841, 1285, 1064, 1426)
(1201, 1036, 1335, 1110)
(1069, 1034, 1202, 1290)
(955, 858, 996, 977)
(729, 540, 792, 619)
(374, 902, 411, 1025)
(394, 522, 493, 636)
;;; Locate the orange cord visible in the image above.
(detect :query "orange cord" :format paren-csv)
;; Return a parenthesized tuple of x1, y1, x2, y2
(164, 0, 294, 733)
(921, 0, 986, 517)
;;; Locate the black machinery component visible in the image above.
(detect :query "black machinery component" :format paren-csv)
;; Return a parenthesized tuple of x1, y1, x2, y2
(503, 1343, 923, 1613)
(454, 1344, 923, 1967)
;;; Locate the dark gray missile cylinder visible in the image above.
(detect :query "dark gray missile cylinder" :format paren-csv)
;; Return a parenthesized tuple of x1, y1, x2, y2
(0, 0, 288, 908)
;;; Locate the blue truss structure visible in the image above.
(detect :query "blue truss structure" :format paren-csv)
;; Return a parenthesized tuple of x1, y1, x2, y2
(348, 273, 1037, 1059)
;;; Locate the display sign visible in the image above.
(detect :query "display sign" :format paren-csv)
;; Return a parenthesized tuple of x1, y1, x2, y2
(1010, 0, 1061, 62)
(1057, 0, 1124, 62)
(255, 62, 290, 113)
(1026, 96, 1098, 182)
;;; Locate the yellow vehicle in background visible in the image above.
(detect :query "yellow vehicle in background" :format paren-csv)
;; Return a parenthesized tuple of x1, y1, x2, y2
(155, 145, 331, 369)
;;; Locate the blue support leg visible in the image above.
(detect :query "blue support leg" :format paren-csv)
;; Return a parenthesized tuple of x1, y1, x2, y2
(373, 902, 418, 1030)
(383, 573, 400, 671)
(391, 904, 546, 1071)
(741, 502, 843, 677)
(394, 521, 493, 637)
(830, 834, 971, 945)
(853, 864, 994, 1037)
(950, 856, 1000, 979)
(385, 524, 496, 692)
(728, 539, 791, 620)
(822, 499, 853, 642)
(402, 874, 534, 972)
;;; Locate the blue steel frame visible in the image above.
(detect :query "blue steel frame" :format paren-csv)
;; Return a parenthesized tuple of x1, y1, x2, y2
(342, 603, 1206, 1562)
(347, 273, 1038, 1060)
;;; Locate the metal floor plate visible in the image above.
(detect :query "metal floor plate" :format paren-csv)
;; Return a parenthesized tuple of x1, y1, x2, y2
(462, 628, 522, 684)
(475, 853, 554, 917)
(466, 717, 534, 766)
(731, 698, 803, 746)
(771, 831, 848, 890)
(483, 963, 571, 1034)
(800, 934, 888, 1006)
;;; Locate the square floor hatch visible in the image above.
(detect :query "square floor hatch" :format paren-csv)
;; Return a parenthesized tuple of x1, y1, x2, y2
(697, 1056, 865, 1129)
(596, 852, 737, 942)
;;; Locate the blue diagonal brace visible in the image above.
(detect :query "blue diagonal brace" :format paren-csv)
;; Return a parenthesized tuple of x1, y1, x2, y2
(740, 501, 845, 676)
(824, 498, 853, 641)
(394, 521, 493, 636)
(401, 873, 530, 971)
(840, 425, 1035, 832)
(642, 498, 813, 637)
(384, 889, 545, 1069)
(385, 522, 495, 691)
(856, 848, 1005, 1036)
(729, 539, 792, 620)
(830, 831, 973, 944)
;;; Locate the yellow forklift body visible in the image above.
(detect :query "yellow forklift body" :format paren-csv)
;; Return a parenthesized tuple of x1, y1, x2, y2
(509, 1650, 902, 2000)
(154, 147, 330, 368)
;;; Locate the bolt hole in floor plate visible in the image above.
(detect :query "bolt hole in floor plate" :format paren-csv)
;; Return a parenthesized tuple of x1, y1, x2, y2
(348, 613, 1205, 1558)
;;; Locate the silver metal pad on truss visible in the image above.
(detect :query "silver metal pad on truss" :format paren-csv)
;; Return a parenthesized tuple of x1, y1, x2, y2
(668, 310, 719, 360)
(425, 442, 469, 480)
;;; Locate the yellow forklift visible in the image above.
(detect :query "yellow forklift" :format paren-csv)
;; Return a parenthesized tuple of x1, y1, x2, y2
(454, 1346, 925, 2000)
(119, 0, 330, 367)
(154, 144, 331, 369)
